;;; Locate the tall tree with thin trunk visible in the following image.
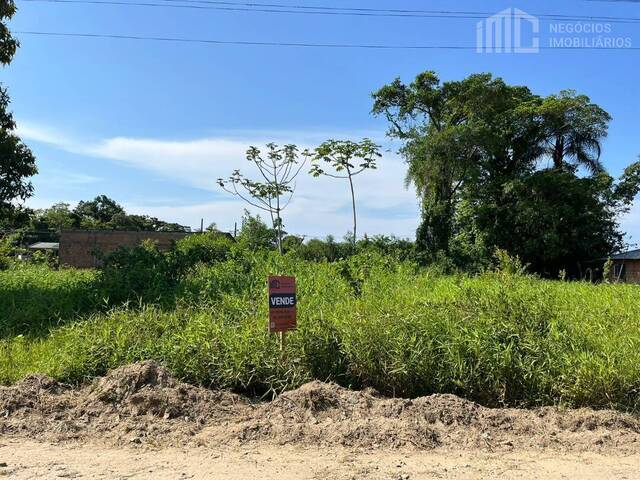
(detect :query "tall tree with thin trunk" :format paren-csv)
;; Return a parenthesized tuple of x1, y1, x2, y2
(218, 143, 307, 253)
(309, 139, 380, 248)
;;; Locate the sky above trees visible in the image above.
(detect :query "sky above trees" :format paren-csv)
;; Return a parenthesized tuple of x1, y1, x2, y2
(4, 0, 640, 242)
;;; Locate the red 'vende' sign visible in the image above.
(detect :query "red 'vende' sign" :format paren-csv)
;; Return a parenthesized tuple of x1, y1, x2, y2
(268, 275, 297, 332)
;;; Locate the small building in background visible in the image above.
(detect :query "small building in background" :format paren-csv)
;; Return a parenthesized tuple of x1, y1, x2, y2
(609, 249, 640, 284)
(59, 230, 190, 268)
(22, 241, 60, 261)
(28, 242, 60, 254)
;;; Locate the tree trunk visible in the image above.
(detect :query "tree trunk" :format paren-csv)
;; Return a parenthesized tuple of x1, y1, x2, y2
(274, 169, 283, 254)
(553, 137, 564, 169)
(348, 173, 357, 250)
(276, 210, 283, 254)
(416, 182, 453, 258)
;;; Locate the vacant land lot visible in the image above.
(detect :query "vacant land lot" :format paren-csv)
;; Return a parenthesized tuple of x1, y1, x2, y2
(2, 246, 640, 478)
(1, 252, 640, 411)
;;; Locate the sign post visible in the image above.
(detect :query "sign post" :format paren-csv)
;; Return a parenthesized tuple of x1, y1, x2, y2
(268, 276, 297, 351)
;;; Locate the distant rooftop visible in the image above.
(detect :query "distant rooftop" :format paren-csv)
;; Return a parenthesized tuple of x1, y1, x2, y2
(611, 249, 640, 260)
(29, 242, 60, 250)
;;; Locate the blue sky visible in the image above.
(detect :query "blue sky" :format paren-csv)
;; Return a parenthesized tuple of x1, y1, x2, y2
(4, 0, 640, 242)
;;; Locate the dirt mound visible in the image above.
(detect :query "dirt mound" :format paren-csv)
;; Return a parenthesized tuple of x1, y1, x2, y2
(0, 374, 62, 414)
(0, 362, 248, 446)
(275, 380, 382, 412)
(81, 362, 243, 421)
(220, 381, 439, 448)
(1, 362, 640, 453)
(89, 361, 177, 404)
(208, 381, 640, 451)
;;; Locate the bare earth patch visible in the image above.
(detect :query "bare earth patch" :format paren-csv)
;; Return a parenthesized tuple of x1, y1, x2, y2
(1, 440, 639, 480)
(0, 361, 639, 478)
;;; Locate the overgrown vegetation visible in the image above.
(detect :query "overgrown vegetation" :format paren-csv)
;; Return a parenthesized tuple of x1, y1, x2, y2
(0, 265, 98, 337)
(372, 72, 640, 276)
(1, 243, 639, 412)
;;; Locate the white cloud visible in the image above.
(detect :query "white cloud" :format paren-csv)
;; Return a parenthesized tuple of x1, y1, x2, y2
(87, 137, 249, 191)
(35, 170, 102, 187)
(19, 122, 419, 238)
(123, 197, 418, 239)
(15, 123, 75, 149)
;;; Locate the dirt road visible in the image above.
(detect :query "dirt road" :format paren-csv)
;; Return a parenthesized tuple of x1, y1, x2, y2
(1, 439, 639, 480)
(2, 362, 640, 479)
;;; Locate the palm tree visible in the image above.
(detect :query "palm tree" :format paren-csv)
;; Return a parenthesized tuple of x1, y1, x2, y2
(539, 90, 611, 173)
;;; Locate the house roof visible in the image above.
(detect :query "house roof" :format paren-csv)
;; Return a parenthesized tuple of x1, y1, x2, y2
(611, 249, 640, 260)
(29, 242, 60, 250)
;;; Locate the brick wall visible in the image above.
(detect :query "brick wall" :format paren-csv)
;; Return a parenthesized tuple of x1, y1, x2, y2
(59, 230, 190, 268)
(610, 259, 640, 284)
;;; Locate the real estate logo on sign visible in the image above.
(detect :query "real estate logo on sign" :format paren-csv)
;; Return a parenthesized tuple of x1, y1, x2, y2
(268, 276, 297, 332)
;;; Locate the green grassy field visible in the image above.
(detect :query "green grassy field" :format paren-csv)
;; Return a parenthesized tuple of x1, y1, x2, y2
(1, 252, 639, 411)
(0, 265, 99, 337)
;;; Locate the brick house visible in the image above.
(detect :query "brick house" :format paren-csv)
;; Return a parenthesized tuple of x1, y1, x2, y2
(59, 230, 190, 268)
(609, 249, 640, 284)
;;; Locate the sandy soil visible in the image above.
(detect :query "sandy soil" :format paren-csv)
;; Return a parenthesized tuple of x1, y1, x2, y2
(1, 439, 639, 479)
(1, 361, 639, 478)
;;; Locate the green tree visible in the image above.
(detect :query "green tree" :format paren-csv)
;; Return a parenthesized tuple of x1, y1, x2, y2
(68, 195, 189, 231)
(536, 90, 611, 173)
(0, 1, 37, 223)
(218, 144, 307, 253)
(30, 202, 77, 231)
(373, 71, 634, 275)
(310, 139, 380, 247)
(452, 155, 640, 277)
(108, 212, 189, 232)
(293, 235, 350, 262)
(372, 72, 540, 258)
(456, 170, 625, 276)
(0, 1, 17, 65)
(236, 210, 278, 251)
(281, 234, 304, 252)
(613, 156, 640, 210)
(74, 195, 126, 227)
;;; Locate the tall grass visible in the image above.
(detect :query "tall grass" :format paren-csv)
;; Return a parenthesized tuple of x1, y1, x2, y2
(0, 266, 99, 337)
(1, 253, 639, 410)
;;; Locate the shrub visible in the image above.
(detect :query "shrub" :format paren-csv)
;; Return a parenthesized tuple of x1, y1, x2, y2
(97, 240, 176, 305)
(173, 232, 234, 269)
(236, 212, 278, 251)
(357, 234, 416, 261)
(294, 236, 351, 262)
(0, 234, 19, 271)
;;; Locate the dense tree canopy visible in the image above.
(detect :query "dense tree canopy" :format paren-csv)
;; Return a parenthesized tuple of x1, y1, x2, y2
(373, 71, 640, 276)
(453, 170, 630, 276)
(0, 1, 17, 65)
(372, 72, 542, 257)
(29, 196, 190, 232)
